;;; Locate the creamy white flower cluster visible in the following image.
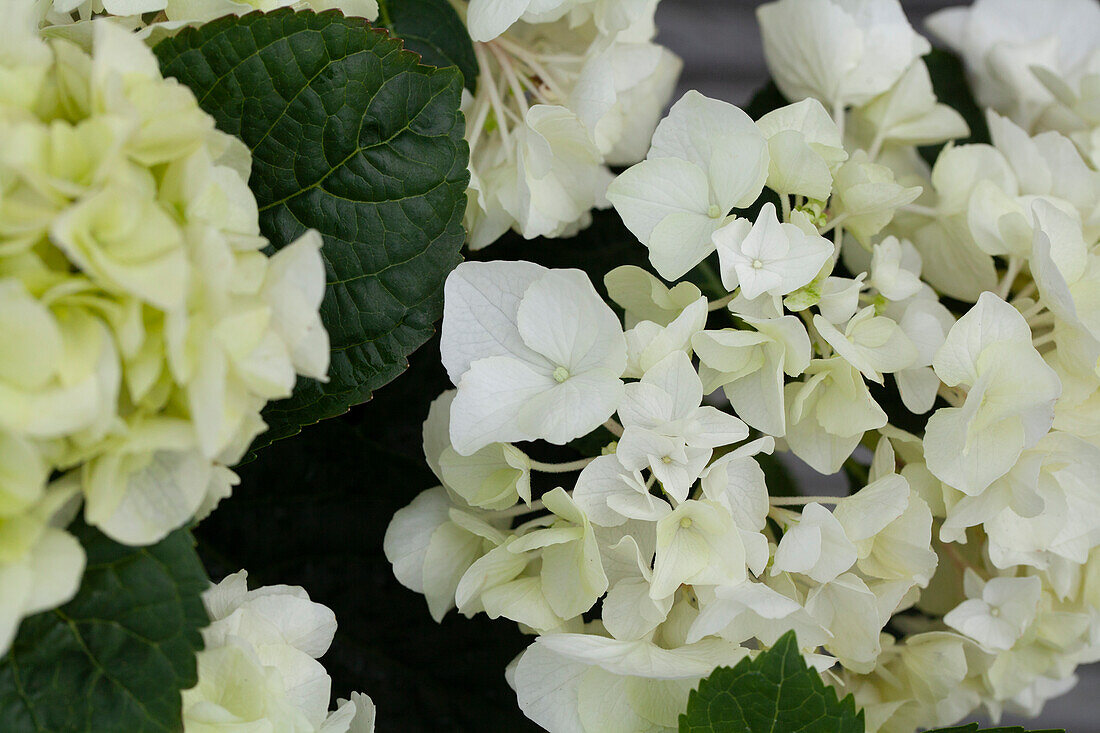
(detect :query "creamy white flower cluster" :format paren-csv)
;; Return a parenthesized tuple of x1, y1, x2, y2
(185, 571, 376, 732)
(455, 0, 682, 248)
(927, 0, 1100, 167)
(386, 1, 1100, 731)
(0, 11, 328, 652)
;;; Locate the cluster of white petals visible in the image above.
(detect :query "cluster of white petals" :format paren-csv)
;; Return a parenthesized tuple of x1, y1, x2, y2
(927, 0, 1100, 166)
(456, 0, 682, 248)
(0, 9, 329, 652)
(184, 571, 375, 732)
(387, 0, 1100, 731)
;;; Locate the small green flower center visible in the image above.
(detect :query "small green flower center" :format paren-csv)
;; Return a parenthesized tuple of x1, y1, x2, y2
(990, 607, 1000, 617)
(751, 259, 764, 269)
(553, 366, 570, 383)
(680, 517, 693, 529)
(661, 455, 672, 464)
(707, 204, 722, 219)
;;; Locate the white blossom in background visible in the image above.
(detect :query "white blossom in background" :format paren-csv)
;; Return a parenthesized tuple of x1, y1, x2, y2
(184, 571, 376, 732)
(757, 0, 930, 113)
(459, 0, 681, 248)
(373, 0, 1100, 731)
(926, 0, 1100, 132)
(0, 11, 332, 649)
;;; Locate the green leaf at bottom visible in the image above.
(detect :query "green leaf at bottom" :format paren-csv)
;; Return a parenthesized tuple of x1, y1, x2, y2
(679, 631, 863, 733)
(0, 521, 208, 732)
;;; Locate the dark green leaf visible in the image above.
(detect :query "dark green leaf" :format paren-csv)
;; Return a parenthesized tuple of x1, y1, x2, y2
(0, 521, 208, 732)
(377, 0, 479, 91)
(926, 724, 1065, 733)
(154, 10, 468, 452)
(679, 631, 864, 733)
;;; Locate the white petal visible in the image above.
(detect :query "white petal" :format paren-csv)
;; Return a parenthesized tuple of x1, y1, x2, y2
(450, 356, 554, 455)
(649, 91, 769, 209)
(440, 261, 548, 384)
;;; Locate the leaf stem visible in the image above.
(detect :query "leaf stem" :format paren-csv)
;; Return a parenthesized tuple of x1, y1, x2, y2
(473, 43, 513, 152)
(769, 495, 841, 506)
(1032, 330, 1057, 349)
(1019, 299, 1047, 321)
(817, 213, 848, 236)
(528, 457, 596, 473)
(1011, 281, 1038, 304)
(998, 256, 1022, 299)
(708, 292, 736, 311)
(493, 499, 545, 519)
(898, 203, 938, 218)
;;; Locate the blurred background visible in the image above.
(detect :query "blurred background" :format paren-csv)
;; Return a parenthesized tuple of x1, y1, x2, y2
(197, 2, 1097, 731)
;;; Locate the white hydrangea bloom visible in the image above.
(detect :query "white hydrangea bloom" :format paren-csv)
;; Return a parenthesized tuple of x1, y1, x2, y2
(851, 59, 971, 152)
(422, 391, 533, 511)
(686, 579, 827, 648)
(926, 0, 1100, 129)
(869, 237, 923, 302)
(507, 488, 609, 620)
(573, 454, 671, 526)
(834, 445, 937, 585)
(830, 151, 923, 245)
(622, 296, 708, 378)
(943, 571, 1042, 651)
(925, 293, 1061, 495)
(616, 352, 748, 502)
(461, 2, 681, 248)
(441, 261, 627, 454)
(385, 2, 1100, 730)
(605, 265, 703, 328)
(498, 105, 616, 241)
(650, 499, 749, 600)
(772, 502, 857, 583)
(693, 315, 811, 436)
(512, 632, 747, 733)
(714, 202, 835, 300)
(384, 487, 500, 623)
(183, 571, 376, 733)
(0, 21, 330, 550)
(814, 306, 918, 384)
(608, 91, 769, 280)
(784, 358, 888, 474)
(757, 0, 930, 111)
(755, 98, 848, 201)
(466, 0, 578, 42)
